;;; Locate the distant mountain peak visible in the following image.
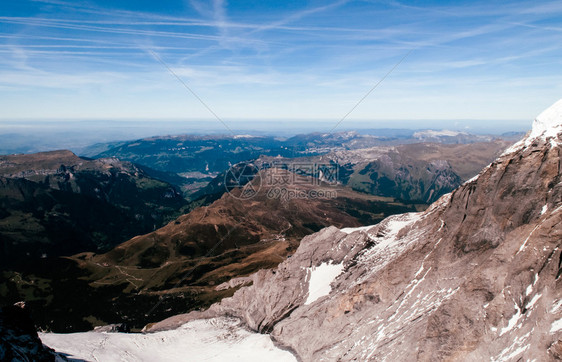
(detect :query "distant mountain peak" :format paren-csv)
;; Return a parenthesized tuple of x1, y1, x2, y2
(530, 98, 562, 141)
(413, 129, 465, 138)
(503, 98, 562, 156)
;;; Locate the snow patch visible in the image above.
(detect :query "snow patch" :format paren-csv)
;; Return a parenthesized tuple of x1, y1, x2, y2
(503, 99, 562, 155)
(354, 212, 423, 286)
(464, 174, 479, 184)
(526, 293, 541, 309)
(40, 318, 296, 362)
(517, 223, 542, 254)
(530, 98, 562, 141)
(541, 205, 548, 215)
(340, 225, 373, 234)
(413, 264, 425, 278)
(551, 319, 562, 333)
(382, 212, 422, 238)
(551, 299, 562, 313)
(492, 332, 530, 361)
(499, 304, 522, 336)
(304, 262, 345, 305)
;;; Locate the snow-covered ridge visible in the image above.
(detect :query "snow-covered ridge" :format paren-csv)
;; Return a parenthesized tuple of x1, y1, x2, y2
(340, 225, 373, 234)
(503, 98, 562, 155)
(529, 98, 562, 141)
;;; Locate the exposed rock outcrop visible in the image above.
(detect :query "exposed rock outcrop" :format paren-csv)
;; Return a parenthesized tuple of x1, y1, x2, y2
(0, 303, 62, 361)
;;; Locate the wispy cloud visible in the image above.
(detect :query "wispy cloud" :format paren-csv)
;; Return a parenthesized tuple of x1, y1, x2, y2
(0, 68, 125, 89)
(249, 0, 351, 33)
(0, 0, 561, 123)
(0, 17, 225, 42)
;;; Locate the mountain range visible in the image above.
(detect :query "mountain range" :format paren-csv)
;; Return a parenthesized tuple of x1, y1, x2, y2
(84, 130, 516, 198)
(26, 99, 562, 361)
(136, 99, 562, 361)
(0, 121, 543, 360)
(0, 136, 509, 333)
(0, 150, 189, 267)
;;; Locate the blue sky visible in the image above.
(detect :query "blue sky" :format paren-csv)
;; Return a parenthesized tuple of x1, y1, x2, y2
(1, 0, 562, 131)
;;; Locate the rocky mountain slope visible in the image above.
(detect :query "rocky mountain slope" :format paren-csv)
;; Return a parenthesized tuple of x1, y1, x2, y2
(146, 99, 562, 361)
(341, 141, 510, 203)
(0, 150, 188, 267)
(3, 167, 421, 332)
(1, 139, 505, 333)
(259, 140, 510, 204)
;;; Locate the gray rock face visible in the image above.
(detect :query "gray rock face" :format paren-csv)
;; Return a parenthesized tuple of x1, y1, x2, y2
(149, 100, 562, 361)
(145, 226, 370, 333)
(0, 303, 62, 362)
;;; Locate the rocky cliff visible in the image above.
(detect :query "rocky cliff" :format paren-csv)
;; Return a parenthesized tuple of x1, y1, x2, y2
(147, 99, 562, 361)
(0, 150, 188, 266)
(0, 303, 61, 362)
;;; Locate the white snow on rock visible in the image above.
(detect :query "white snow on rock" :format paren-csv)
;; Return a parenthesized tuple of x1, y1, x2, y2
(491, 332, 531, 362)
(305, 262, 345, 305)
(551, 319, 562, 333)
(381, 212, 421, 238)
(40, 317, 297, 362)
(352, 212, 423, 286)
(551, 299, 562, 314)
(529, 98, 562, 141)
(463, 163, 492, 186)
(503, 99, 562, 155)
(500, 304, 523, 336)
(340, 225, 373, 234)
